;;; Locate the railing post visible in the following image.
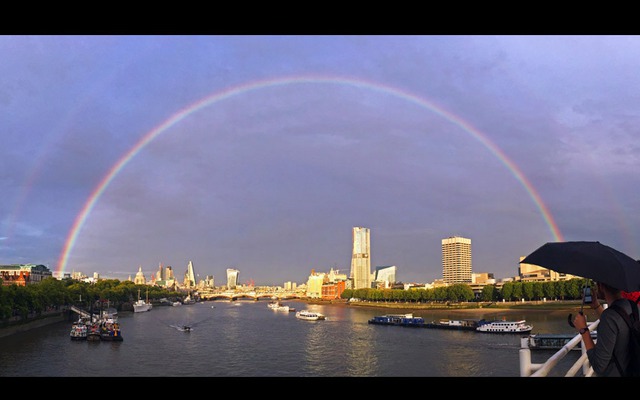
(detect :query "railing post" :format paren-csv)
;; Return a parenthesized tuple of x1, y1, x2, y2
(520, 337, 532, 377)
(581, 333, 590, 376)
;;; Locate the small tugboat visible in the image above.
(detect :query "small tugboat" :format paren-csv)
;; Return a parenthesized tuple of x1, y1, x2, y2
(98, 310, 123, 341)
(100, 319, 123, 341)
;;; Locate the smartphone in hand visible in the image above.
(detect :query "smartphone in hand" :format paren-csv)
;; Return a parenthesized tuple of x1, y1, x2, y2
(583, 286, 592, 304)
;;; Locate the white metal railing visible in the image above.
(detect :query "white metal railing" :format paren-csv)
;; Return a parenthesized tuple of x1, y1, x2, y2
(519, 309, 605, 377)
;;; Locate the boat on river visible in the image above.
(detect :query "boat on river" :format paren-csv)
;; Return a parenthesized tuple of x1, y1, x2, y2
(133, 288, 152, 313)
(296, 310, 325, 321)
(70, 319, 88, 340)
(86, 322, 101, 341)
(476, 319, 532, 333)
(425, 318, 479, 330)
(182, 293, 195, 305)
(170, 324, 192, 332)
(99, 317, 123, 341)
(268, 301, 292, 312)
(96, 308, 123, 341)
(368, 313, 426, 327)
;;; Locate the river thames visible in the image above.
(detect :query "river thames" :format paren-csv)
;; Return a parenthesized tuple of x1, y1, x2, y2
(0, 299, 584, 378)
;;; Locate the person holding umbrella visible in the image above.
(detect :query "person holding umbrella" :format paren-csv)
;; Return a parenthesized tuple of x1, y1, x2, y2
(521, 241, 640, 377)
(572, 282, 635, 376)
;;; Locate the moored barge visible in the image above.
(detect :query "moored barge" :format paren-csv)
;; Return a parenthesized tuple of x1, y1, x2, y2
(425, 318, 480, 331)
(368, 313, 426, 327)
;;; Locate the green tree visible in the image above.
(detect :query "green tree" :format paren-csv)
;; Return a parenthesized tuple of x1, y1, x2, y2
(392, 289, 405, 302)
(433, 286, 448, 302)
(511, 282, 523, 302)
(407, 288, 421, 302)
(542, 281, 556, 300)
(532, 282, 544, 301)
(481, 284, 497, 302)
(501, 281, 514, 301)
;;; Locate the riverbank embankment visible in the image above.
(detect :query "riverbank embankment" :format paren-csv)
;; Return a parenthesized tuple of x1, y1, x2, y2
(0, 311, 71, 339)
(301, 298, 584, 318)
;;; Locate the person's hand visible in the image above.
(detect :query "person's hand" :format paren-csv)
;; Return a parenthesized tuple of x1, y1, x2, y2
(573, 312, 587, 331)
(590, 284, 602, 310)
(591, 284, 600, 301)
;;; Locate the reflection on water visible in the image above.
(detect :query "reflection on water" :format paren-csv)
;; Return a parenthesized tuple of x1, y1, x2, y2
(0, 301, 582, 377)
(344, 322, 378, 376)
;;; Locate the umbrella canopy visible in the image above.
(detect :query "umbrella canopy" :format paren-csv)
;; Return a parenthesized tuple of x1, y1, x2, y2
(520, 241, 640, 292)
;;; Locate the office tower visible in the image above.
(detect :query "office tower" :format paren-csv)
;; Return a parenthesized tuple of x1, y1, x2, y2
(374, 265, 397, 288)
(442, 236, 472, 284)
(184, 260, 196, 288)
(227, 268, 239, 289)
(350, 226, 371, 289)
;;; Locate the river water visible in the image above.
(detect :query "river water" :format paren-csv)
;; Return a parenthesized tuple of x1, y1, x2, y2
(0, 300, 584, 378)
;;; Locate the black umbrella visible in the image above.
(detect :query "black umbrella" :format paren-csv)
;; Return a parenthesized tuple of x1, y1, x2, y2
(520, 241, 640, 293)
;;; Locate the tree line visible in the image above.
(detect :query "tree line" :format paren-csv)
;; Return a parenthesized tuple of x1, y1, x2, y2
(341, 278, 590, 304)
(0, 277, 181, 322)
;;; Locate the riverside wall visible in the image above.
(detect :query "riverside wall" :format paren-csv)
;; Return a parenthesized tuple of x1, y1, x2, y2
(0, 311, 70, 339)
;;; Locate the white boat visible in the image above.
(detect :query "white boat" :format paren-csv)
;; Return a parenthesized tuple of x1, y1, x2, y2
(295, 310, 326, 321)
(133, 288, 152, 313)
(267, 301, 280, 309)
(476, 319, 532, 333)
(182, 294, 195, 305)
(268, 301, 290, 312)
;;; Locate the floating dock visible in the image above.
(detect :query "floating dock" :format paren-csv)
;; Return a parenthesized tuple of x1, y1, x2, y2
(523, 332, 596, 350)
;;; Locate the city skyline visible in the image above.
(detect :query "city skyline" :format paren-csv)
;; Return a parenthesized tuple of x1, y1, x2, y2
(2, 36, 640, 286)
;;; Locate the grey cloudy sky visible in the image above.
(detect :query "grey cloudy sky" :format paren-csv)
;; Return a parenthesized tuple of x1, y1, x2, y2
(1, 35, 639, 286)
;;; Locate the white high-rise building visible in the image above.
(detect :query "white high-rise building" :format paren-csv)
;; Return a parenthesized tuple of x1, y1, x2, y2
(184, 260, 196, 288)
(442, 236, 472, 284)
(350, 226, 371, 289)
(226, 268, 239, 289)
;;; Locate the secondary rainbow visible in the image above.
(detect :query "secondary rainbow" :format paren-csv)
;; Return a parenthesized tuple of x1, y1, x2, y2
(56, 75, 564, 275)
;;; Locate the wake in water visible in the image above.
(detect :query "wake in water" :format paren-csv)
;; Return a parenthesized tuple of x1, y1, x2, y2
(168, 312, 215, 333)
(169, 324, 192, 332)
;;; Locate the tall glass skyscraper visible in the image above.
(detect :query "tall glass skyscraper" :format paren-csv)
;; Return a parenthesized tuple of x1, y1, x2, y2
(226, 268, 239, 289)
(442, 236, 472, 284)
(183, 260, 196, 288)
(350, 226, 371, 289)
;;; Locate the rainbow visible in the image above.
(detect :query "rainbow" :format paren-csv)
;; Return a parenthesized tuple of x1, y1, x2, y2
(56, 75, 564, 275)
